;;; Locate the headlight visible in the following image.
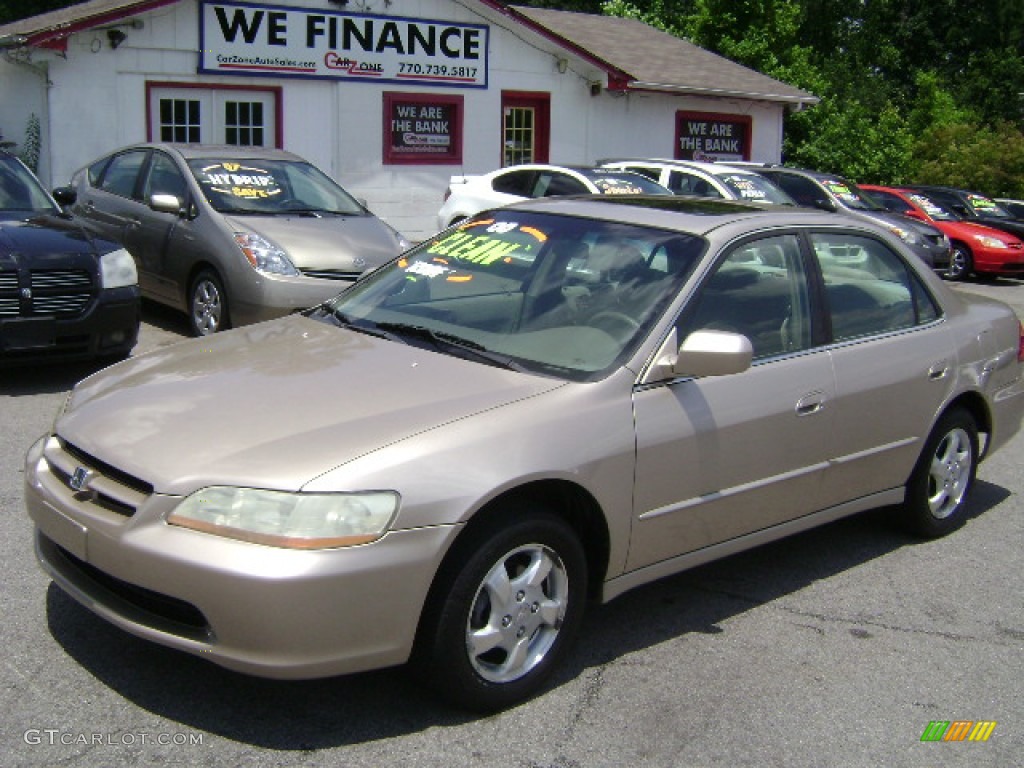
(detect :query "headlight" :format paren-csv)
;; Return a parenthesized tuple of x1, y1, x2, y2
(972, 234, 1008, 249)
(99, 247, 138, 288)
(234, 232, 300, 275)
(167, 487, 399, 549)
(886, 225, 920, 246)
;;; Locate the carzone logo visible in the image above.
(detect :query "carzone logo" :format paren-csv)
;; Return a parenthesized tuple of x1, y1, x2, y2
(920, 720, 997, 742)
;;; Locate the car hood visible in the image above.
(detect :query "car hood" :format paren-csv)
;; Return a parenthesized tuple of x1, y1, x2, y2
(858, 209, 941, 236)
(223, 212, 403, 272)
(973, 216, 1024, 239)
(57, 315, 565, 495)
(0, 214, 114, 258)
(941, 219, 1022, 244)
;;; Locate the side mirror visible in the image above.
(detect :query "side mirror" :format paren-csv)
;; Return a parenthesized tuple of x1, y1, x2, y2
(643, 329, 753, 383)
(150, 193, 184, 216)
(812, 197, 837, 213)
(52, 186, 76, 206)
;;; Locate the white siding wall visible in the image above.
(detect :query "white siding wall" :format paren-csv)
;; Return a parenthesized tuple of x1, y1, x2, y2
(1, 0, 791, 239)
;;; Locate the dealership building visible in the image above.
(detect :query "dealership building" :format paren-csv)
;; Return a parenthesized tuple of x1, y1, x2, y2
(0, 0, 816, 239)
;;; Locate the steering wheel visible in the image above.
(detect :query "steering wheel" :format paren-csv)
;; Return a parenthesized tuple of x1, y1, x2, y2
(588, 310, 640, 339)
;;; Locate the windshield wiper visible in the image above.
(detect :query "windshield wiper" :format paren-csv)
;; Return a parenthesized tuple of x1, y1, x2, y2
(375, 322, 527, 371)
(307, 305, 397, 340)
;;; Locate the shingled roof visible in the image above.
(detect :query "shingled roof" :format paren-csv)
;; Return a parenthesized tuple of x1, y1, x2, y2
(510, 6, 816, 106)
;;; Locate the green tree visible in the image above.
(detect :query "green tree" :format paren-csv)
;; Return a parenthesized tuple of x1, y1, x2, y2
(0, 0, 78, 25)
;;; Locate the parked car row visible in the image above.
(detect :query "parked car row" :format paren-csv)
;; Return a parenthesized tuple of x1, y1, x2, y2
(8, 143, 1024, 366)
(436, 160, 964, 276)
(861, 185, 1024, 280)
(436, 164, 672, 230)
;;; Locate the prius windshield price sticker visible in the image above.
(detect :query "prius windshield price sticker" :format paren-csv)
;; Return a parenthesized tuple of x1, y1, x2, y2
(200, 1, 489, 87)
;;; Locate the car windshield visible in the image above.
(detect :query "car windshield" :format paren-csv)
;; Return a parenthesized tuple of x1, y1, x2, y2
(0, 154, 59, 216)
(906, 192, 959, 221)
(186, 158, 365, 215)
(577, 170, 673, 196)
(966, 193, 1013, 219)
(820, 178, 882, 211)
(718, 173, 794, 205)
(315, 210, 704, 382)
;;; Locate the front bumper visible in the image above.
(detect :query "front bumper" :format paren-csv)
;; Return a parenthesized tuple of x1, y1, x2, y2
(229, 272, 358, 328)
(1, 286, 140, 365)
(24, 434, 456, 679)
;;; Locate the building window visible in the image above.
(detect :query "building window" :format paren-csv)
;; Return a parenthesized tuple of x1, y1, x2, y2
(158, 99, 201, 143)
(147, 83, 281, 147)
(224, 101, 264, 146)
(503, 107, 535, 166)
(501, 92, 549, 166)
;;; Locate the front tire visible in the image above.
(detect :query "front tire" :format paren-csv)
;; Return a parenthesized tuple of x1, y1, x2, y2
(946, 243, 972, 281)
(412, 508, 587, 712)
(901, 408, 978, 538)
(188, 269, 229, 336)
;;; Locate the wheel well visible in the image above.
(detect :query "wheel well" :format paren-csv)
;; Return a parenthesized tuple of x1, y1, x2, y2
(944, 391, 992, 455)
(949, 239, 972, 254)
(440, 480, 611, 602)
(186, 262, 223, 295)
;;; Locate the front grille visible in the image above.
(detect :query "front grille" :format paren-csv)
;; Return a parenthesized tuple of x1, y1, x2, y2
(298, 268, 361, 281)
(45, 437, 153, 518)
(32, 268, 92, 289)
(0, 267, 96, 318)
(0, 270, 18, 317)
(51, 539, 210, 633)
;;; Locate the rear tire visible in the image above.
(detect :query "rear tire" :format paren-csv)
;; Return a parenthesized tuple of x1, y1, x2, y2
(901, 408, 978, 538)
(412, 507, 587, 712)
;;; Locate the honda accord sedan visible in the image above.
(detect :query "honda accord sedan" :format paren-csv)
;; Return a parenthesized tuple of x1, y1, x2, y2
(24, 196, 1024, 711)
(58, 144, 409, 335)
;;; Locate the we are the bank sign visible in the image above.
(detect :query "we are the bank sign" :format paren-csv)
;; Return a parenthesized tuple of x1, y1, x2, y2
(199, 1, 489, 87)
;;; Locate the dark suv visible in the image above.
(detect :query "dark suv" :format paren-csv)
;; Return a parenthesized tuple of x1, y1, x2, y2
(736, 165, 952, 273)
(0, 151, 140, 364)
(901, 186, 1024, 241)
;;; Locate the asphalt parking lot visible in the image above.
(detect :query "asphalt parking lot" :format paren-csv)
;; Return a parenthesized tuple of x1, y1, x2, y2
(2, 285, 1022, 768)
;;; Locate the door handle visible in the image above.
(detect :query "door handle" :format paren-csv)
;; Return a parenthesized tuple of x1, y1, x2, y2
(928, 361, 950, 380)
(795, 391, 825, 416)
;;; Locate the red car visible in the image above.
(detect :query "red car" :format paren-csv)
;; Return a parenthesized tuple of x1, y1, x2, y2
(862, 185, 1024, 280)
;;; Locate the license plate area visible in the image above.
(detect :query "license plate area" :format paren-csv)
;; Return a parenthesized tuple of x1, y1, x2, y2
(1, 317, 56, 350)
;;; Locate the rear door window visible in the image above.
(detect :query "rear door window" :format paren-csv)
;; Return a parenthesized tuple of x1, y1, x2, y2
(812, 233, 939, 342)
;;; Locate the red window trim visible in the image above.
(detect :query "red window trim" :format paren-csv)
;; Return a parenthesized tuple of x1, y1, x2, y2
(500, 91, 550, 166)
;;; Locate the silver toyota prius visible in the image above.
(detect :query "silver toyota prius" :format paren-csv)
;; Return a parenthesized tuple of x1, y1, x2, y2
(58, 144, 410, 335)
(24, 196, 1024, 711)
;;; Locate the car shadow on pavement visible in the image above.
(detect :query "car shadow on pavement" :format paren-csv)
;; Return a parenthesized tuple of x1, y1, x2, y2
(44, 480, 1010, 749)
(0, 359, 114, 396)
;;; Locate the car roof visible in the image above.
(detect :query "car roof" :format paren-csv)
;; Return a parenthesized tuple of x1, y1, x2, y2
(746, 165, 847, 182)
(125, 143, 307, 162)
(497, 195, 866, 236)
(600, 158, 764, 176)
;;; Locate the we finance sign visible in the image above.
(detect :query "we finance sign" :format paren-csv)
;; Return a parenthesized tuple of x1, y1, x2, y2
(200, 1, 489, 87)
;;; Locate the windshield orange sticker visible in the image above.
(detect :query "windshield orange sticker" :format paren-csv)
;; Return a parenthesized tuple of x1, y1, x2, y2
(198, 162, 283, 200)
